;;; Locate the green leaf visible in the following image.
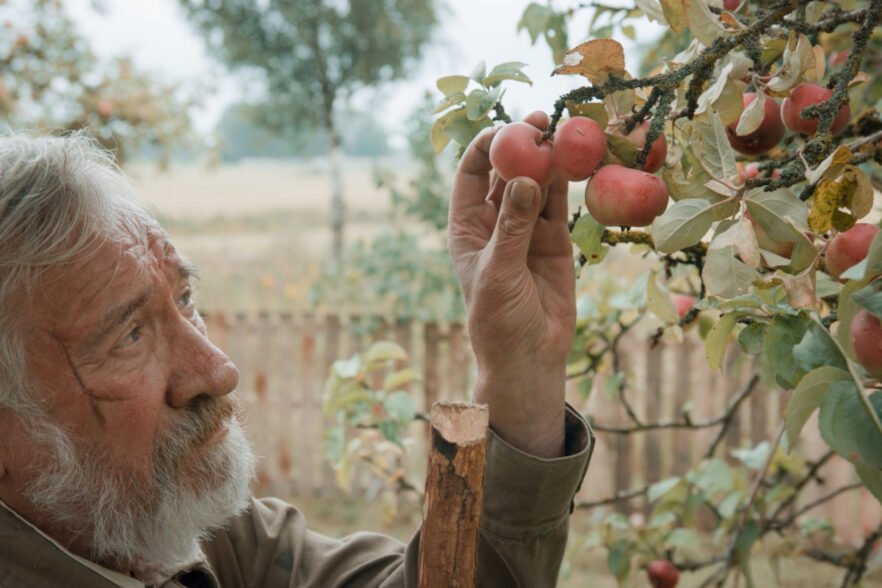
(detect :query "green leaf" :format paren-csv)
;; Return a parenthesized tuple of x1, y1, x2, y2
(746, 194, 815, 272)
(837, 277, 871, 356)
(663, 168, 730, 203)
(735, 520, 761, 558)
(323, 425, 345, 464)
(647, 270, 679, 323)
(851, 280, 882, 319)
(786, 366, 852, 449)
(436, 75, 470, 96)
(738, 322, 766, 355)
(695, 458, 734, 494)
(649, 476, 683, 502)
(792, 319, 848, 372)
(606, 539, 631, 583)
(818, 379, 864, 461)
(665, 527, 700, 548)
(605, 133, 640, 168)
(718, 490, 744, 519)
(684, 0, 728, 46)
(482, 61, 532, 87)
(571, 214, 610, 264)
(431, 91, 467, 114)
(695, 111, 738, 182)
(565, 101, 609, 128)
(765, 314, 809, 389)
(705, 312, 744, 370)
(383, 368, 419, 391)
(650, 198, 715, 254)
(332, 355, 361, 378)
(855, 391, 882, 469)
(517, 3, 552, 43)
(442, 108, 494, 150)
(465, 86, 503, 121)
(469, 61, 486, 83)
(364, 341, 408, 366)
(379, 419, 402, 445)
(702, 246, 760, 299)
(731, 441, 770, 470)
(383, 391, 416, 425)
(855, 461, 882, 504)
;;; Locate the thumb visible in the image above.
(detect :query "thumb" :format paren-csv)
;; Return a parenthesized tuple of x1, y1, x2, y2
(488, 178, 542, 264)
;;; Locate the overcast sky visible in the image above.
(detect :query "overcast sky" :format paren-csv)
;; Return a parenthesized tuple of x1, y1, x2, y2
(65, 0, 663, 146)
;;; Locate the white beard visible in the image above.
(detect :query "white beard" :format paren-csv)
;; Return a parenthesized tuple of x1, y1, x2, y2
(22, 399, 257, 584)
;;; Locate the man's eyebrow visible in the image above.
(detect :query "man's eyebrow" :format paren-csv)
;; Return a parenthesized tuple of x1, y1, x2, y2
(177, 258, 199, 283)
(81, 289, 154, 354)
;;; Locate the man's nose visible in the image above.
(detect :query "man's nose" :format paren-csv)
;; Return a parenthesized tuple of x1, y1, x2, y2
(165, 314, 239, 408)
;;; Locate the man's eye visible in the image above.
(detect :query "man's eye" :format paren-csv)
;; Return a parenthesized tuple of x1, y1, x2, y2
(179, 289, 194, 308)
(117, 326, 141, 348)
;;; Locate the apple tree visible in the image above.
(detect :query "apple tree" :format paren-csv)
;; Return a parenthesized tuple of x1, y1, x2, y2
(426, 0, 882, 584)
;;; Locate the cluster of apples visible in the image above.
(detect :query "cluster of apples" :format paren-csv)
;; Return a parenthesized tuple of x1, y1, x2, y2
(824, 223, 882, 378)
(726, 82, 851, 156)
(488, 115, 669, 227)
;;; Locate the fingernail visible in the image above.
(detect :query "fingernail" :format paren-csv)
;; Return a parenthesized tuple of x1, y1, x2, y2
(510, 181, 536, 209)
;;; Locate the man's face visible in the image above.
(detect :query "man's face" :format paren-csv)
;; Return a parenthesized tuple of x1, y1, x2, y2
(5, 228, 255, 580)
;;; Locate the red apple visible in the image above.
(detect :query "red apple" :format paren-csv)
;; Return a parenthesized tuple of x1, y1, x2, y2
(488, 122, 554, 185)
(781, 83, 851, 136)
(672, 294, 696, 320)
(726, 94, 786, 155)
(723, 0, 739, 9)
(825, 223, 879, 281)
(850, 308, 882, 377)
(647, 559, 679, 588)
(550, 116, 607, 181)
(607, 120, 668, 173)
(584, 164, 669, 227)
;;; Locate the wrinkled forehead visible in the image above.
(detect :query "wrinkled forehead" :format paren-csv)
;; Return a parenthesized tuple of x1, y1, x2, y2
(26, 227, 180, 330)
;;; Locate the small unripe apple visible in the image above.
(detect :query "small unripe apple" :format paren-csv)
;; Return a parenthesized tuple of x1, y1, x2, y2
(550, 116, 607, 181)
(850, 309, 882, 377)
(746, 211, 793, 258)
(647, 559, 679, 588)
(672, 294, 696, 320)
(781, 83, 851, 136)
(607, 120, 668, 173)
(726, 94, 785, 155)
(584, 164, 669, 227)
(740, 162, 781, 183)
(825, 223, 880, 281)
(489, 122, 554, 185)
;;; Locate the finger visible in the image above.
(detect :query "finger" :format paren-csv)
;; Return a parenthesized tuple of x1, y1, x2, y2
(451, 126, 499, 217)
(486, 177, 542, 267)
(523, 111, 549, 130)
(540, 174, 570, 223)
(486, 171, 506, 208)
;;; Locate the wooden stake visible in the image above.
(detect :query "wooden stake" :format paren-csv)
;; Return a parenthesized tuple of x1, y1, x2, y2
(417, 401, 489, 588)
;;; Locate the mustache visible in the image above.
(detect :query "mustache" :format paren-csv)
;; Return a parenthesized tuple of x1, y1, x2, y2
(159, 394, 239, 459)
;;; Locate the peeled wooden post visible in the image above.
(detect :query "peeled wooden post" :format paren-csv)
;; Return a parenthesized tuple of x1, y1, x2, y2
(418, 401, 489, 588)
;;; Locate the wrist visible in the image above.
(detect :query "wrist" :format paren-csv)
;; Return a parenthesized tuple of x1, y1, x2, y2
(472, 365, 567, 458)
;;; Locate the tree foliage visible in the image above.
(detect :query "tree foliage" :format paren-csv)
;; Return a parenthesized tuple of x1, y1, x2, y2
(178, 0, 440, 261)
(0, 0, 195, 166)
(327, 0, 882, 585)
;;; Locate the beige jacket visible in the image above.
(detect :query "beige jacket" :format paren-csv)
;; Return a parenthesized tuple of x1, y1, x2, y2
(0, 407, 593, 587)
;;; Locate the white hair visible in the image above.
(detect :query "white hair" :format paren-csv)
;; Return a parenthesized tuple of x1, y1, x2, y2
(0, 132, 155, 417)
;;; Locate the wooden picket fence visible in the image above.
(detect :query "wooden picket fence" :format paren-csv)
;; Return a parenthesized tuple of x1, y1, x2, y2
(202, 311, 880, 545)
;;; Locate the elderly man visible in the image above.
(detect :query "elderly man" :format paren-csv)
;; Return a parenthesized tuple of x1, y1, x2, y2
(0, 115, 592, 587)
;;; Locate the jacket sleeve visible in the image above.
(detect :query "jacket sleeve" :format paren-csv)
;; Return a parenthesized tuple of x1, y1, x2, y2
(201, 405, 594, 588)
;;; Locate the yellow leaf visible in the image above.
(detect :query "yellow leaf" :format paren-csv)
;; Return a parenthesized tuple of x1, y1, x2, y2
(810, 177, 849, 234)
(659, 0, 686, 34)
(552, 39, 626, 84)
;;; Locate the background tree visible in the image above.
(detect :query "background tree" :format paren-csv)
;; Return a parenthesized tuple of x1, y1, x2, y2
(0, 0, 196, 166)
(176, 0, 440, 265)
